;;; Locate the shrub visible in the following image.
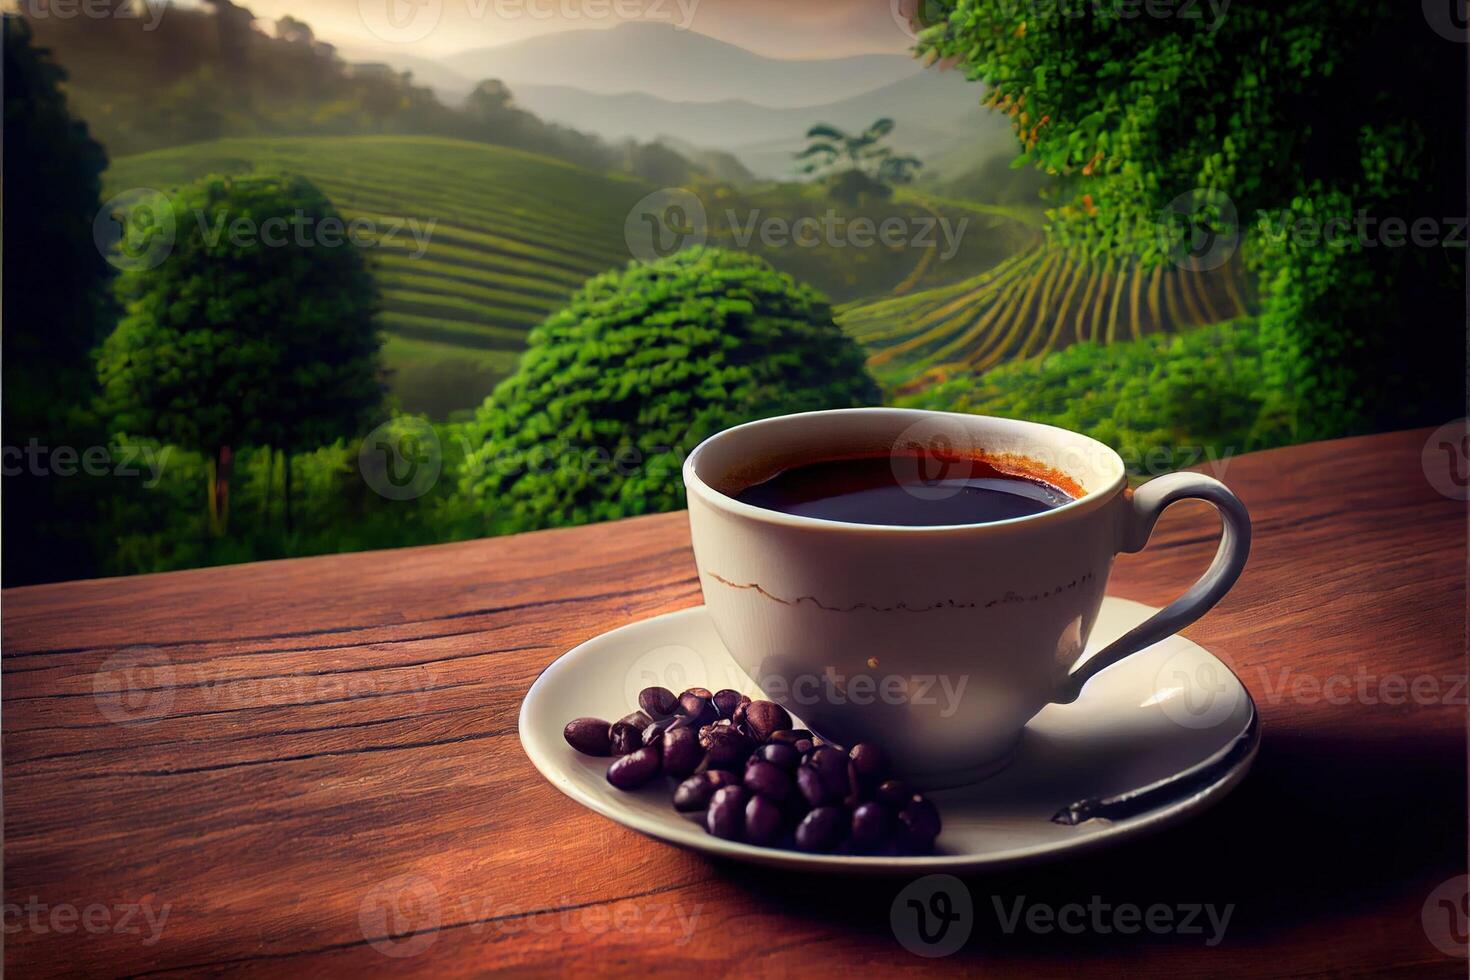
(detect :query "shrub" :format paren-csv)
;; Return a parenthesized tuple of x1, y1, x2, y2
(460, 247, 880, 532)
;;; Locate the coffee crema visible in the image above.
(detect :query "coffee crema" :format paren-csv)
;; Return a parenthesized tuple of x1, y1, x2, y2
(732, 452, 1077, 527)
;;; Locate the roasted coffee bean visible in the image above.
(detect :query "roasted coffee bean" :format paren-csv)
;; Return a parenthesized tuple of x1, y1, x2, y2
(608, 721, 642, 756)
(795, 806, 845, 852)
(743, 760, 791, 802)
(563, 717, 612, 756)
(712, 689, 749, 719)
(842, 761, 866, 807)
(606, 746, 661, 790)
(618, 710, 653, 731)
(703, 728, 755, 770)
(678, 693, 718, 727)
(850, 802, 889, 850)
(745, 795, 784, 846)
(743, 701, 793, 742)
(661, 725, 702, 778)
(638, 686, 679, 720)
(849, 742, 886, 781)
(680, 687, 714, 701)
(876, 778, 910, 807)
(705, 785, 748, 840)
(642, 716, 677, 746)
(898, 795, 942, 851)
(753, 743, 799, 770)
(793, 738, 814, 755)
(796, 764, 835, 807)
(805, 746, 850, 798)
(673, 771, 737, 812)
(767, 729, 813, 746)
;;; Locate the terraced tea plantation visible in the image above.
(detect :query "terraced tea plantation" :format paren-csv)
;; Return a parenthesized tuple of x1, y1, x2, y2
(838, 243, 1255, 393)
(106, 136, 655, 417)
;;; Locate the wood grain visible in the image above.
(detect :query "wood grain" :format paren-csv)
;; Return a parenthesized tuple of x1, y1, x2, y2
(4, 427, 1465, 977)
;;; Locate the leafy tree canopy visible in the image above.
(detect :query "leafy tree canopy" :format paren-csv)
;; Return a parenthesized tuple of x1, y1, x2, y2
(914, 0, 1462, 437)
(460, 247, 880, 532)
(97, 173, 384, 527)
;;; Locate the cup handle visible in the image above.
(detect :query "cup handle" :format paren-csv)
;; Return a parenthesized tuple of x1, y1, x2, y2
(1053, 471, 1251, 704)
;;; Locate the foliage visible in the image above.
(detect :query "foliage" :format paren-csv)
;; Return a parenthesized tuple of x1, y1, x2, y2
(459, 247, 880, 533)
(798, 118, 923, 202)
(18, 4, 700, 180)
(898, 319, 1280, 475)
(97, 173, 384, 529)
(1, 15, 113, 584)
(914, 0, 1463, 439)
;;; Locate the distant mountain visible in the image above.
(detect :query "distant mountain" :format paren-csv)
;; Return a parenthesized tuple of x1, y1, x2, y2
(335, 45, 477, 100)
(444, 22, 920, 108)
(511, 70, 1015, 180)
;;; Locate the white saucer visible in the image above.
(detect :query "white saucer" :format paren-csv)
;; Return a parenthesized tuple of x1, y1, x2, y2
(519, 597, 1258, 873)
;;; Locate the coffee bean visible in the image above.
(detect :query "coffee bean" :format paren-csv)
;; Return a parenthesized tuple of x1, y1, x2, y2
(661, 725, 702, 778)
(563, 717, 612, 756)
(793, 738, 814, 755)
(794, 806, 845, 852)
(768, 729, 814, 746)
(712, 689, 749, 719)
(680, 687, 714, 701)
(609, 721, 642, 755)
(678, 693, 718, 727)
(753, 743, 799, 770)
(796, 764, 834, 807)
(606, 745, 661, 790)
(850, 802, 889, 850)
(743, 760, 791, 801)
(642, 716, 677, 746)
(743, 701, 793, 742)
(898, 795, 942, 851)
(876, 778, 910, 807)
(706, 785, 748, 840)
(618, 710, 653, 731)
(673, 771, 737, 812)
(638, 686, 679, 720)
(744, 795, 784, 846)
(849, 742, 886, 780)
(805, 746, 849, 798)
(703, 727, 755, 770)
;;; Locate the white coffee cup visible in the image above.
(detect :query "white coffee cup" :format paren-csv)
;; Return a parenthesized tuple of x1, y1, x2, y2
(683, 408, 1250, 786)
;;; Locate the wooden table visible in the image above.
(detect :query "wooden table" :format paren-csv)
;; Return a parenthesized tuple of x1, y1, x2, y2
(5, 427, 1465, 977)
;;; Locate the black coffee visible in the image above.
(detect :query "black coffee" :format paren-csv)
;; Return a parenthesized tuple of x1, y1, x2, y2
(733, 453, 1073, 526)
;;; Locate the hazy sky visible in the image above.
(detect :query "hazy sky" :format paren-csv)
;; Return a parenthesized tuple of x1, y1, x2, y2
(227, 0, 918, 58)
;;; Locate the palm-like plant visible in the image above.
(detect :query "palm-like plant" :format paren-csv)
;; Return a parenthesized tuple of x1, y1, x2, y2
(796, 117, 922, 186)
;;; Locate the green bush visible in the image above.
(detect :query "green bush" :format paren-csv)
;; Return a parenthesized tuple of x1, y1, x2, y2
(459, 247, 880, 532)
(898, 319, 1280, 477)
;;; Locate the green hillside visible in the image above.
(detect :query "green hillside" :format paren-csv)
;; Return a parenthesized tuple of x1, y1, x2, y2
(838, 242, 1255, 394)
(105, 136, 656, 417)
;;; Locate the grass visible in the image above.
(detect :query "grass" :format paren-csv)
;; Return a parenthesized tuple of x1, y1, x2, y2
(106, 136, 656, 416)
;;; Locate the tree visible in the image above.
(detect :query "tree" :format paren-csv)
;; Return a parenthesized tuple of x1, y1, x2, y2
(1, 15, 114, 584)
(797, 118, 923, 201)
(98, 173, 384, 533)
(913, 0, 1462, 439)
(459, 247, 880, 532)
